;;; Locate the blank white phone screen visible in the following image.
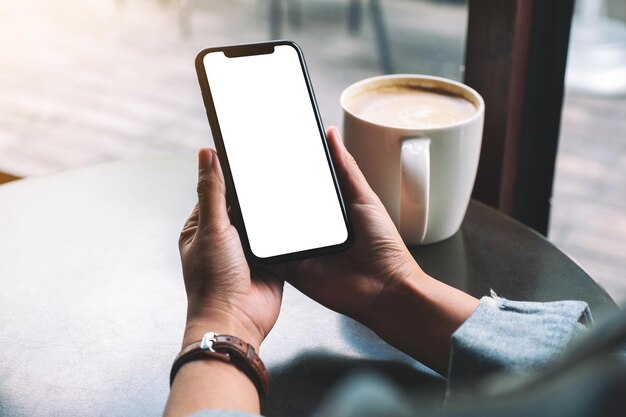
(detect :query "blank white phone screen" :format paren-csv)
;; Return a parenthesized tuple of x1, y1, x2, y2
(203, 45, 348, 259)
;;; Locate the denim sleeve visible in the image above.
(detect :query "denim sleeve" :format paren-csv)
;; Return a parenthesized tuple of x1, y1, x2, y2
(189, 411, 258, 417)
(447, 290, 593, 397)
(188, 293, 594, 417)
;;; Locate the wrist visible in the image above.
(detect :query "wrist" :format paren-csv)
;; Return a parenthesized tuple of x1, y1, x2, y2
(165, 353, 261, 416)
(367, 268, 479, 375)
(365, 256, 425, 327)
(184, 304, 264, 351)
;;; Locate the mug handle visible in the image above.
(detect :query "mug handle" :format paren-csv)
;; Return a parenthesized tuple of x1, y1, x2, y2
(400, 137, 430, 244)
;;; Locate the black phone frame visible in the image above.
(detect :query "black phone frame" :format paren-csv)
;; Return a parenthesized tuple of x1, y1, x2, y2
(195, 40, 353, 264)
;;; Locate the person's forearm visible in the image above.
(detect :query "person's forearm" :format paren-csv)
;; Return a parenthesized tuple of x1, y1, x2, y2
(163, 316, 263, 417)
(164, 358, 260, 417)
(369, 265, 479, 375)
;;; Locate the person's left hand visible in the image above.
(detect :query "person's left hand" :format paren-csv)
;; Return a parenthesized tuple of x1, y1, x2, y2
(178, 148, 284, 350)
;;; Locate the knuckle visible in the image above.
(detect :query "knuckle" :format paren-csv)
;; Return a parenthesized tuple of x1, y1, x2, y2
(196, 177, 210, 197)
(178, 232, 187, 249)
(197, 173, 224, 198)
(203, 221, 230, 239)
(178, 228, 195, 249)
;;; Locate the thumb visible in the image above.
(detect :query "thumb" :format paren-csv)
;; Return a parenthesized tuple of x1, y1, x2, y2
(326, 126, 379, 206)
(196, 148, 230, 232)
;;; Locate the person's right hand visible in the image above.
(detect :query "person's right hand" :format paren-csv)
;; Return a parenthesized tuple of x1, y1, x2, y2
(282, 126, 424, 326)
(283, 127, 479, 375)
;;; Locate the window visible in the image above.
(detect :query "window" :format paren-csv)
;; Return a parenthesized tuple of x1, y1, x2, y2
(549, 0, 626, 303)
(0, 0, 468, 175)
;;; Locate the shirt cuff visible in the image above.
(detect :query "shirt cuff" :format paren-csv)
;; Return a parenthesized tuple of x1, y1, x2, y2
(447, 290, 592, 396)
(189, 410, 260, 417)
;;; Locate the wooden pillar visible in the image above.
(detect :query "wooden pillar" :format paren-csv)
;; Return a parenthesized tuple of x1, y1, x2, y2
(465, 0, 575, 234)
(514, 0, 575, 234)
(464, 0, 535, 215)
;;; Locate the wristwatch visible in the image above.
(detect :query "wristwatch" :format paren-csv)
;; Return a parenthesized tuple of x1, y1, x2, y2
(170, 332, 269, 397)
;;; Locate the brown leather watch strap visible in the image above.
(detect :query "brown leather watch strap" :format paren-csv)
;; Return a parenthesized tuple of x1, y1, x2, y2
(169, 332, 269, 397)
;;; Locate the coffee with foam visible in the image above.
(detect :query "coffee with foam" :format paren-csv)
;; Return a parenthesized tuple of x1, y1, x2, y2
(344, 84, 476, 129)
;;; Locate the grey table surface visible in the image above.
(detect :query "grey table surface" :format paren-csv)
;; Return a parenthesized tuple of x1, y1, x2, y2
(0, 155, 616, 417)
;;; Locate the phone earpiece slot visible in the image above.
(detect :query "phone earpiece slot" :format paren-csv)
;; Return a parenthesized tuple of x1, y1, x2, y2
(224, 44, 275, 58)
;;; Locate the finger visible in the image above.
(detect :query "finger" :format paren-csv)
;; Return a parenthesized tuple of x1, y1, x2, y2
(182, 203, 200, 231)
(196, 148, 230, 232)
(326, 126, 378, 205)
(179, 203, 199, 249)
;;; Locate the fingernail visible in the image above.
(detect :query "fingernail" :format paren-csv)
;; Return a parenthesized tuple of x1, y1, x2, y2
(198, 148, 213, 172)
(331, 127, 346, 148)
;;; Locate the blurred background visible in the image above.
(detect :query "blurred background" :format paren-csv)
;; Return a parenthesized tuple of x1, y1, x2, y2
(0, 0, 625, 302)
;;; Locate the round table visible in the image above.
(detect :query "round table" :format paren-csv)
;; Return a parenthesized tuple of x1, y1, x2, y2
(0, 155, 616, 417)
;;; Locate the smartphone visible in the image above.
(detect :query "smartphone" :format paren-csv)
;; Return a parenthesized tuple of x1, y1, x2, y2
(195, 41, 352, 264)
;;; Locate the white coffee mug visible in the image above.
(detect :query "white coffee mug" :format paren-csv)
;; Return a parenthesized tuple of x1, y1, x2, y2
(340, 74, 485, 245)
